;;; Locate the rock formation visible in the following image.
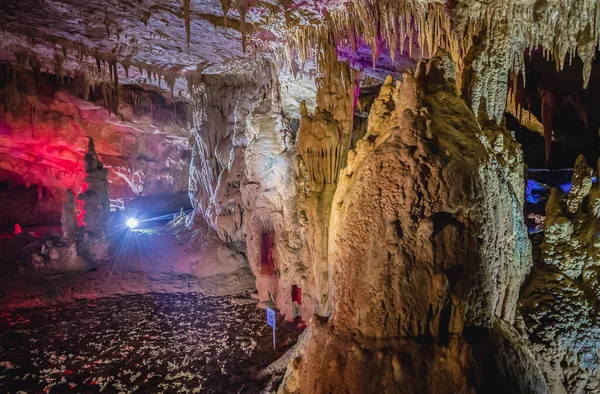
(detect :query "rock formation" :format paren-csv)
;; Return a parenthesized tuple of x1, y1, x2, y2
(3, 0, 600, 392)
(27, 189, 86, 272)
(79, 137, 110, 233)
(77, 137, 110, 263)
(296, 45, 359, 312)
(521, 155, 600, 393)
(60, 189, 77, 242)
(279, 52, 535, 394)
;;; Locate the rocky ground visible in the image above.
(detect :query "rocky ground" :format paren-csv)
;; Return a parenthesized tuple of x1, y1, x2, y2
(0, 292, 300, 393)
(0, 222, 253, 310)
(0, 223, 299, 393)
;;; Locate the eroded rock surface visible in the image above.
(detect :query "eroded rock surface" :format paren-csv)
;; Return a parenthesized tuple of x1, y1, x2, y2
(279, 53, 534, 394)
(522, 155, 600, 393)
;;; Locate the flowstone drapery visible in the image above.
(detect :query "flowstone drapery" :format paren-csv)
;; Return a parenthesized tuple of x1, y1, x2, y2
(280, 52, 536, 394)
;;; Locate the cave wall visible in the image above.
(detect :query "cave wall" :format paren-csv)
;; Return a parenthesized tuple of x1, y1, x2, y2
(0, 68, 190, 227)
(187, 60, 316, 319)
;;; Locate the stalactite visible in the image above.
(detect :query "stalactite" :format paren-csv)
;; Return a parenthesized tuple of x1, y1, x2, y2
(100, 81, 119, 116)
(539, 86, 554, 165)
(164, 72, 176, 98)
(290, 0, 600, 126)
(54, 54, 65, 85)
(122, 61, 130, 79)
(29, 55, 41, 82)
(103, 8, 111, 39)
(183, 0, 191, 48)
(14, 50, 29, 69)
(220, 0, 231, 26)
(237, 0, 250, 54)
(298, 45, 357, 190)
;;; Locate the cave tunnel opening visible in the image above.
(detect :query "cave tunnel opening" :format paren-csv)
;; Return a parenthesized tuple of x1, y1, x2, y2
(509, 47, 600, 234)
(508, 47, 600, 170)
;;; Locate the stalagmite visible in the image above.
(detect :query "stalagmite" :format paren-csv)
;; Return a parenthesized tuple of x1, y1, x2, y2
(280, 51, 534, 394)
(539, 86, 554, 164)
(78, 138, 110, 257)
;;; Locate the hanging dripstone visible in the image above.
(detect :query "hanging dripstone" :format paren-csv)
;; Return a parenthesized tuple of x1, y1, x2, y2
(103, 8, 112, 39)
(539, 86, 554, 165)
(237, 0, 251, 54)
(54, 54, 65, 85)
(184, 0, 191, 48)
(220, 0, 231, 26)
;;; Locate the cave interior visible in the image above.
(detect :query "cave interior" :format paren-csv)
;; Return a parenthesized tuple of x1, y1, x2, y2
(1, 1, 600, 393)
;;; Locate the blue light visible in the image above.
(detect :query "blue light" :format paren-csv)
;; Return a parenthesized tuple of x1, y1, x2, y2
(126, 218, 139, 229)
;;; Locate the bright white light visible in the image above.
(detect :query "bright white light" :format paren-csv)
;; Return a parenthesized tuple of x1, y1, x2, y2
(126, 218, 139, 229)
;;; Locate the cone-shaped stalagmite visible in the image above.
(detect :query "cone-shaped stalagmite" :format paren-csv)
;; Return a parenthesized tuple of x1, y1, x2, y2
(79, 137, 110, 234)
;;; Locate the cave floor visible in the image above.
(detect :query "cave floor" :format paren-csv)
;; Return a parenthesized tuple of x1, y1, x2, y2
(0, 292, 299, 393)
(0, 224, 296, 393)
(0, 224, 255, 310)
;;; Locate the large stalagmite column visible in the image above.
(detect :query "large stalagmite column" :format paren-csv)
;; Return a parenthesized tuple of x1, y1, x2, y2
(280, 52, 536, 394)
(77, 137, 110, 263)
(296, 44, 359, 312)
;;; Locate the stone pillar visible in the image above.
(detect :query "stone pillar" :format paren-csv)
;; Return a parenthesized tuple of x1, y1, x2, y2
(60, 188, 77, 242)
(296, 44, 359, 313)
(77, 137, 110, 263)
(78, 137, 110, 234)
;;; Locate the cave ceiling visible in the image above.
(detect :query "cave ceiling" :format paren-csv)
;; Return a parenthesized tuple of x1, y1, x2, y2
(0, 0, 328, 96)
(1, 0, 600, 121)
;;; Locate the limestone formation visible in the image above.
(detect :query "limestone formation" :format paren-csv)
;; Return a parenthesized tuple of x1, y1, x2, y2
(61, 189, 77, 242)
(28, 187, 87, 271)
(295, 45, 359, 312)
(78, 137, 110, 234)
(280, 52, 533, 393)
(76, 137, 110, 264)
(520, 155, 600, 393)
(3, 1, 600, 392)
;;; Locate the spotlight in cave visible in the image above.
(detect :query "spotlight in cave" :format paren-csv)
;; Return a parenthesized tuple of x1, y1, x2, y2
(2, 0, 600, 393)
(126, 217, 138, 229)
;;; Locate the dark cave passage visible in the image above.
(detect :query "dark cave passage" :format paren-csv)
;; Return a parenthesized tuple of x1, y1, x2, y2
(508, 47, 600, 169)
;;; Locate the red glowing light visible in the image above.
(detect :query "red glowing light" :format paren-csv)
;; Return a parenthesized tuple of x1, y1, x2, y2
(80, 181, 89, 194)
(76, 199, 86, 227)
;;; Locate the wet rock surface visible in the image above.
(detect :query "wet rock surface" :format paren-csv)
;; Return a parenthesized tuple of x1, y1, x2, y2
(0, 292, 300, 393)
